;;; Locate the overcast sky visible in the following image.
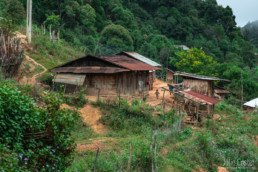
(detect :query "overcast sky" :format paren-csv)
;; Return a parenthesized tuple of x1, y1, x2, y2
(216, 0, 258, 27)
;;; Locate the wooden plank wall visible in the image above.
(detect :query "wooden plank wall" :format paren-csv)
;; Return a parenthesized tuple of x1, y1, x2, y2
(182, 78, 213, 97)
(166, 71, 173, 84)
(83, 71, 150, 97)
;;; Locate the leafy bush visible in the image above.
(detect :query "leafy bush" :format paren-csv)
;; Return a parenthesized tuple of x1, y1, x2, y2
(64, 86, 88, 107)
(0, 81, 79, 171)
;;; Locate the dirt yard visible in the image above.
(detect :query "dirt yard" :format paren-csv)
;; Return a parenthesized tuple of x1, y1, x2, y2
(148, 79, 175, 111)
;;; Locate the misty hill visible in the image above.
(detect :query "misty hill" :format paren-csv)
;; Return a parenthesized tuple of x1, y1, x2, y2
(242, 20, 258, 48)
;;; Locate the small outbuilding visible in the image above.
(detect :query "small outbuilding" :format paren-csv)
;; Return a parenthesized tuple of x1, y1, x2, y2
(50, 54, 161, 97)
(174, 72, 230, 97)
(173, 72, 229, 122)
(214, 87, 230, 100)
(243, 98, 258, 111)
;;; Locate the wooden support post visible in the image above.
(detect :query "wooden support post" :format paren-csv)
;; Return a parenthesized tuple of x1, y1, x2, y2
(151, 128, 154, 172)
(97, 88, 100, 101)
(196, 104, 199, 123)
(63, 84, 67, 94)
(119, 89, 121, 108)
(178, 107, 182, 131)
(7, 36, 10, 57)
(92, 147, 100, 172)
(127, 142, 132, 172)
(154, 134, 157, 172)
(162, 89, 166, 113)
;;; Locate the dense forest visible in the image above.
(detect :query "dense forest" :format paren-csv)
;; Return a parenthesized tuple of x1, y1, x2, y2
(0, 0, 257, 100)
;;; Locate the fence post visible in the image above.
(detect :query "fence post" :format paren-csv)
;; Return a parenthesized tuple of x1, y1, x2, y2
(154, 134, 157, 172)
(151, 128, 154, 172)
(178, 107, 182, 132)
(97, 88, 100, 101)
(127, 142, 132, 171)
(92, 147, 100, 172)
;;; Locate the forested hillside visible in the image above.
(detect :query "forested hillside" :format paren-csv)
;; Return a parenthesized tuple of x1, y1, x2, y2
(0, 0, 257, 101)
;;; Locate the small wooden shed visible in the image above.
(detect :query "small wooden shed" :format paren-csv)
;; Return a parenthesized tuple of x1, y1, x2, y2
(50, 54, 161, 97)
(243, 98, 258, 112)
(214, 87, 230, 100)
(173, 72, 229, 123)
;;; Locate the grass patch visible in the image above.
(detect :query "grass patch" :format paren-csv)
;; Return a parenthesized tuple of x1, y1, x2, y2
(27, 33, 83, 69)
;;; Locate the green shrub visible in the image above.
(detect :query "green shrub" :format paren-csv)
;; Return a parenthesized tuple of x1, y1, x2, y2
(0, 81, 79, 171)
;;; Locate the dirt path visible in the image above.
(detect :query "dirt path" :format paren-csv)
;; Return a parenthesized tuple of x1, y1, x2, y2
(79, 104, 108, 134)
(24, 55, 47, 84)
(14, 31, 47, 85)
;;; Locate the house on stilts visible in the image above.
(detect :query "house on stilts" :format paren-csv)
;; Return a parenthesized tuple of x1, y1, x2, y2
(173, 72, 230, 123)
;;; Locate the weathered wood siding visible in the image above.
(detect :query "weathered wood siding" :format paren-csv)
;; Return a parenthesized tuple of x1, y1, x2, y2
(182, 78, 214, 97)
(166, 70, 174, 84)
(83, 71, 150, 97)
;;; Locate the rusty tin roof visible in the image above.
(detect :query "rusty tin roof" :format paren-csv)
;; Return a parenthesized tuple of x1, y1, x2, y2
(50, 55, 161, 73)
(181, 90, 221, 105)
(97, 55, 161, 71)
(51, 67, 129, 74)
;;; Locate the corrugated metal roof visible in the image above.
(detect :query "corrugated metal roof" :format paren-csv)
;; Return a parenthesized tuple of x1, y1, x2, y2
(181, 90, 220, 105)
(175, 72, 230, 82)
(53, 74, 86, 86)
(51, 67, 129, 74)
(98, 55, 161, 71)
(50, 55, 161, 73)
(118, 52, 162, 67)
(244, 98, 258, 108)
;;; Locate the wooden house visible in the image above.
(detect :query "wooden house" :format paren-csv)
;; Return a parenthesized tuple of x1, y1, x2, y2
(117, 52, 162, 90)
(173, 72, 229, 123)
(50, 54, 161, 97)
